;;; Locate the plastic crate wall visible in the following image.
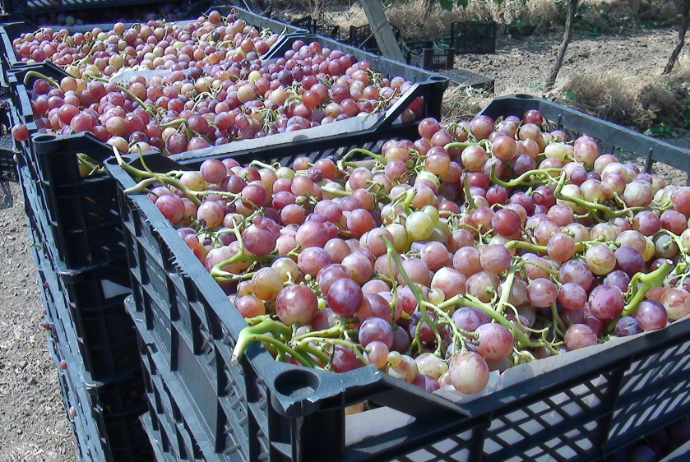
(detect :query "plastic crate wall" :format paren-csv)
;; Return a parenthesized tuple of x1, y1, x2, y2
(348, 22, 401, 50)
(28, 202, 150, 462)
(18, 162, 139, 383)
(450, 20, 496, 54)
(404, 40, 455, 71)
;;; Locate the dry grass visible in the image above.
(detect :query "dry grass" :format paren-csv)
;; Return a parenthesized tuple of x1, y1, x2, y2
(442, 86, 493, 122)
(556, 60, 690, 130)
(311, 0, 681, 41)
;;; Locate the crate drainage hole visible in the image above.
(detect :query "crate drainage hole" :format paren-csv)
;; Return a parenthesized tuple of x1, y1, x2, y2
(274, 369, 320, 398)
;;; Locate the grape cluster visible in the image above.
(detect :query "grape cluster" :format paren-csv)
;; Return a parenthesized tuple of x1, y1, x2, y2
(12, 10, 425, 155)
(119, 109, 690, 396)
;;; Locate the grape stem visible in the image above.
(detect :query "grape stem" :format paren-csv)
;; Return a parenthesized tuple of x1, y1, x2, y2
(443, 141, 479, 151)
(381, 237, 443, 356)
(338, 148, 387, 171)
(231, 319, 313, 367)
(22, 71, 59, 89)
(495, 265, 517, 314)
(620, 259, 674, 318)
(490, 166, 562, 188)
(463, 178, 477, 211)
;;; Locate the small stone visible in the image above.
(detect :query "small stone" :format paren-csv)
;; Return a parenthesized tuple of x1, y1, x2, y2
(28, 376, 37, 385)
(19, 360, 27, 368)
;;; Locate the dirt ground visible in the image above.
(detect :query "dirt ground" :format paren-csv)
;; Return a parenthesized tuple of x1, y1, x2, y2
(0, 180, 76, 461)
(456, 28, 688, 95)
(0, 24, 688, 462)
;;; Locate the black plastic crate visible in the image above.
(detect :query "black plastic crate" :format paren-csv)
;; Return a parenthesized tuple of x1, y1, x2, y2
(404, 40, 455, 71)
(8, 84, 127, 269)
(141, 413, 196, 462)
(0, 138, 15, 181)
(30, 218, 152, 462)
(136, 321, 208, 461)
(291, 14, 340, 39)
(31, 218, 149, 462)
(0, 93, 15, 180)
(43, 274, 106, 462)
(348, 22, 401, 51)
(109, 93, 690, 461)
(19, 163, 140, 386)
(449, 20, 496, 54)
(479, 95, 690, 180)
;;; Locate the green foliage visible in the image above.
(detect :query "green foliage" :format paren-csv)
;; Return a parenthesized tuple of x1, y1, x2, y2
(439, 0, 469, 10)
(644, 123, 675, 138)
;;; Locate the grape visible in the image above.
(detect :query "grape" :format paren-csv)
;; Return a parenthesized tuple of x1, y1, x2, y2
(558, 283, 587, 310)
(431, 268, 466, 299)
(332, 343, 365, 372)
(234, 295, 266, 318)
(328, 278, 364, 317)
(564, 324, 598, 350)
(475, 323, 514, 360)
(364, 341, 389, 369)
(627, 445, 657, 462)
(528, 278, 558, 308)
(480, 245, 512, 274)
(155, 194, 184, 223)
(466, 271, 499, 302)
(250, 268, 283, 301)
(448, 352, 489, 394)
(415, 353, 448, 380)
(615, 316, 642, 337)
(342, 253, 374, 285)
(452, 307, 490, 332)
(242, 223, 277, 256)
(634, 300, 668, 330)
(406, 211, 435, 241)
(491, 209, 521, 237)
(358, 317, 394, 348)
(275, 285, 318, 326)
(603, 270, 630, 292)
(615, 246, 645, 277)
(559, 259, 594, 291)
(660, 288, 690, 321)
(547, 233, 575, 263)
(386, 353, 419, 383)
(585, 244, 617, 276)
(589, 285, 624, 320)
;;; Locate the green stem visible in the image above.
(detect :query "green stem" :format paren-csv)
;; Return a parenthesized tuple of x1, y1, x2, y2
(443, 141, 479, 151)
(23, 71, 59, 89)
(620, 259, 674, 317)
(490, 166, 562, 188)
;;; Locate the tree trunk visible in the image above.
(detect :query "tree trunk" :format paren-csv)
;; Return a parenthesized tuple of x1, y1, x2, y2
(662, 0, 690, 75)
(545, 0, 579, 92)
